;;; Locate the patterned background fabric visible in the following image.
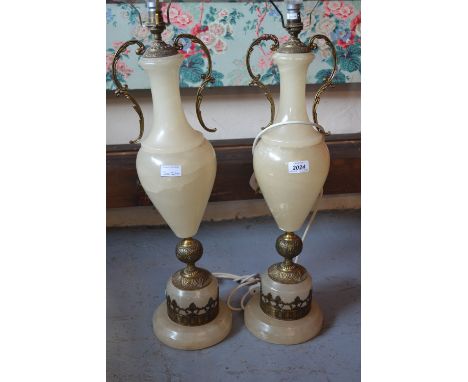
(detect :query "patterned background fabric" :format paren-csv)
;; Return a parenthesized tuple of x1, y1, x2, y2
(106, 1, 361, 89)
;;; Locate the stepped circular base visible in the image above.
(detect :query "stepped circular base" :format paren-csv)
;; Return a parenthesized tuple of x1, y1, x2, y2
(244, 294, 323, 345)
(153, 300, 232, 350)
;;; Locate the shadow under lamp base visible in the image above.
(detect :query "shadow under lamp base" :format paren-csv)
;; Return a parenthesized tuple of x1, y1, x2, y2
(244, 294, 323, 345)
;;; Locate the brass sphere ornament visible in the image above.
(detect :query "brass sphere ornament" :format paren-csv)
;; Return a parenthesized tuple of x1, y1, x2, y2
(275, 232, 303, 262)
(175, 238, 203, 265)
(172, 238, 211, 291)
(268, 232, 307, 284)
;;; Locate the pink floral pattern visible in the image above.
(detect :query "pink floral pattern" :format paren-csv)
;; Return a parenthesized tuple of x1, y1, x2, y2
(324, 1, 344, 16)
(209, 23, 226, 37)
(218, 10, 228, 19)
(316, 18, 337, 36)
(132, 25, 150, 40)
(106, 1, 361, 89)
(258, 55, 273, 70)
(350, 12, 361, 36)
(335, 4, 355, 20)
(214, 39, 227, 53)
(199, 31, 217, 47)
(162, 3, 194, 29)
(106, 42, 133, 84)
(174, 13, 193, 28)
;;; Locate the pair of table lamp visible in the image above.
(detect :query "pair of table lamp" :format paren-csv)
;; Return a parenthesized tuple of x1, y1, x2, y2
(111, 0, 337, 350)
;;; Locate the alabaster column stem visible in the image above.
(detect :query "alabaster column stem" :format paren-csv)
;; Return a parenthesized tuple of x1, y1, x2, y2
(275, 54, 312, 123)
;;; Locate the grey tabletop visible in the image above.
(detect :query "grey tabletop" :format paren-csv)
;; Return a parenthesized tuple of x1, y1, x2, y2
(107, 210, 361, 382)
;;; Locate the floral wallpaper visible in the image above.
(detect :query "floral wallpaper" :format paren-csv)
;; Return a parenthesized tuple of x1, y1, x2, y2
(106, 1, 361, 89)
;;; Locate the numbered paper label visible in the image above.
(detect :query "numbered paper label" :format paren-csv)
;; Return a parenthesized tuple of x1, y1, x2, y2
(288, 160, 309, 174)
(160, 165, 182, 177)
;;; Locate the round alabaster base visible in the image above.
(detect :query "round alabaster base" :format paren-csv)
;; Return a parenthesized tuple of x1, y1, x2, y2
(244, 294, 323, 345)
(153, 301, 232, 350)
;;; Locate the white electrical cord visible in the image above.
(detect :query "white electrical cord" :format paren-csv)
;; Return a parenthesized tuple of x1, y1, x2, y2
(296, 187, 323, 263)
(211, 273, 261, 311)
(251, 120, 325, 155)
(213, 120, 326, 311)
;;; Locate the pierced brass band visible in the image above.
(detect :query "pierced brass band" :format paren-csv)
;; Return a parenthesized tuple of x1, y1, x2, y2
(172, 238, 212, 290)
(308, 34, 337, 135)
(166, 294, 219, 326)
(269, 232, 307, 284)
(246, 34, 280, 129)
(260, 289, 312, 321)
(174, 34, 217, 133)
(111, 40, 146, 144)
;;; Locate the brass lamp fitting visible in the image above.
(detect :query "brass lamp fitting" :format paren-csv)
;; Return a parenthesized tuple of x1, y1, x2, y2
(268, 232, 308, 284)
(268, 0, 308, 53)
(143, 0, 178, 58)
(172, 238, 212, 290)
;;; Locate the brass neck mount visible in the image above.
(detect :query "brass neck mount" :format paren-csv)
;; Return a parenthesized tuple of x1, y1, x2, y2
(172, 238, 212, 291)
(143, 0, 178, 58)
(269, 0, 310, 54)
(279, 10, 309, 53)
(268, 232, 308, 284)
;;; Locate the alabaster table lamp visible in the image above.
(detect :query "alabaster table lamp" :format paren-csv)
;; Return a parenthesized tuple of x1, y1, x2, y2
(111, 0, 231, 350)
(243, 0, 337, 345)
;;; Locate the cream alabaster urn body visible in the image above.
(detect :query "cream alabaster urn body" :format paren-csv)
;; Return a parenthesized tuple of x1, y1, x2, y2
(136, 53, 231, 350)
(137, 54, 216, 238)
(245, 52, 328, 344)
(253, 52, 330, 231)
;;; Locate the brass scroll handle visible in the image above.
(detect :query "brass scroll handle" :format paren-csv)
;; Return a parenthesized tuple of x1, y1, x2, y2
(246, 34, 280, 129)
(174, 34, 217, 133)
(112, 40, 146, 144)
(308, 34, 337, 135)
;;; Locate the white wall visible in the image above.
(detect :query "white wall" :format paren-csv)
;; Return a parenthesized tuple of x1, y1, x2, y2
(106, 84, 360, 144)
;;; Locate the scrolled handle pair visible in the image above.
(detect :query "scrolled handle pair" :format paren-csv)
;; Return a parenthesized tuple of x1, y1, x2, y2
(246, 33, 338, 134)
(111, 34, 215, 144)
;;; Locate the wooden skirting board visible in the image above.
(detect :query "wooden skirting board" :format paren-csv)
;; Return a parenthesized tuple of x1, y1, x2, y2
(106, 133, 360, 209)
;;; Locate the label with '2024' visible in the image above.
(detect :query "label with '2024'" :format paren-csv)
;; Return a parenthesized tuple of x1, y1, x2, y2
(288, 160, 309, 174)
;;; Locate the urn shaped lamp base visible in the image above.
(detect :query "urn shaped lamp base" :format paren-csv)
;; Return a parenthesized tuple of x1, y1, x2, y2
(153, 239, 232, 350)
(244, 293, 323, 345)
(244, 232, 323, 345)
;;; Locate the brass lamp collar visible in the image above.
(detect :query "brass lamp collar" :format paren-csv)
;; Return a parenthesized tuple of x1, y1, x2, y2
(143, 0, 178, 58)
(269, 0, 310, 54)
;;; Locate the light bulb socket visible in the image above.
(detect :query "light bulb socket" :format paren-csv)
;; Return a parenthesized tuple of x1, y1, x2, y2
(286, 0, 302, 22)
(276, 0, 310, 54)
(145, 0, 157, 28)
(143, 0, 179, 58)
